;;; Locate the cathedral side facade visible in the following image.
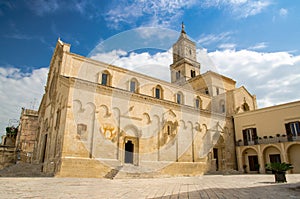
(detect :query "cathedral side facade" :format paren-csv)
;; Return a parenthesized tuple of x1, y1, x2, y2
(32, 28, 257, 177)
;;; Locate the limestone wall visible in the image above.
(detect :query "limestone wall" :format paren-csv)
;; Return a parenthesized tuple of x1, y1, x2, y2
(0, 146, 16, 170)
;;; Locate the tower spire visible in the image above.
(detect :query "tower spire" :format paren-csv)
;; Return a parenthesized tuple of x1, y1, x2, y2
(181, 22, 186, 34)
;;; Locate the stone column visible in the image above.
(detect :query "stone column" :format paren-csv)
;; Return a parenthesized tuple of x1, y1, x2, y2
(236, 147, 243, 172)
(257, 145, 265, 173)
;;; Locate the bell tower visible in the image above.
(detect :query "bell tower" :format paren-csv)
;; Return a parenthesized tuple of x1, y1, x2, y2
(170, 23, 200, 84)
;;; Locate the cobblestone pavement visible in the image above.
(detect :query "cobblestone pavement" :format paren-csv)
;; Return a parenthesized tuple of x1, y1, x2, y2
(0, 174, 299, 199)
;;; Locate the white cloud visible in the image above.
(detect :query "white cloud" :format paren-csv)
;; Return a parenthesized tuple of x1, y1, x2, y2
(202, 0, 272, 18)
(92, 48, 300, 109)
(248, 42, 268, 50)
(91, 50, 173, 81)
(279, 8, 288, 17)
(104, 0, 197, 29)
(198, 32, 233, 46)
(208, 50, 300, 107)
(218, 43, 236, 50)
(0, 67, 48, 137)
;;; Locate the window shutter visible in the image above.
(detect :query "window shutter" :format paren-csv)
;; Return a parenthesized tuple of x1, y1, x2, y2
(285, 123, 291, 135)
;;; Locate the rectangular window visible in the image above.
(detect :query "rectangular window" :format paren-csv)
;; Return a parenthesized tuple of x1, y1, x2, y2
(269, 154, 281, 163)
(242, 128, 257, 146)
(191, 70, 196, 78)
(216, 87, 220, 95)
(155, 88, 160, 99)
(130, 81, 136, 93)
(285, 121, 300, 140)
(101, 73, 108, 85)
(176, 71, 180, 80)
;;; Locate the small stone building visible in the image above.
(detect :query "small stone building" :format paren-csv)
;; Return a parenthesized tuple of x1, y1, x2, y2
(16, 108, 39, 163)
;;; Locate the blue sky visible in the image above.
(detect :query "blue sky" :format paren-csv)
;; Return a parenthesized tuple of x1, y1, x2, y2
(1, 0, 300, 135)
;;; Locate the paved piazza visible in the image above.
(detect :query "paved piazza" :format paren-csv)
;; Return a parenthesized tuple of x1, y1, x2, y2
(0, 174, 299, 198)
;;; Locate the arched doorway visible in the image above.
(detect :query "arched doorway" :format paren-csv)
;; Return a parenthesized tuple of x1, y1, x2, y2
(287, 144, 300, 173)
(125, 140, 134, 164)
(242, 148, 259, 173)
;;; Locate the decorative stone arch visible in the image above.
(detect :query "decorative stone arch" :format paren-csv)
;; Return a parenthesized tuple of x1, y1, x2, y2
(99, 104, 111, 118)
(142, 113, 151, 125)
(241, 146, 259, 155)
(285, 142, 300, 152)
(179, 120, 186, 130)
(163, 109, 177, 124)
(73, 99, 83, 113)
(86, 102, 96, 115)
(186, 121, 193, 130)
(194, 122, 201, 132)
(202, 124, 208, 136)
(123, 124, 140, 138)
(261, 144, 282, 154)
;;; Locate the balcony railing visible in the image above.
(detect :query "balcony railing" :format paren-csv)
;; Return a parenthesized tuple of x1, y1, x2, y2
(236, 135, 300, 146)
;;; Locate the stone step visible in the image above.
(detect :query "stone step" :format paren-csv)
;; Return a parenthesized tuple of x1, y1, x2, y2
(114, 164, 164, 179)
(0, 162, 53, 177)
(104, 166, 123, 179)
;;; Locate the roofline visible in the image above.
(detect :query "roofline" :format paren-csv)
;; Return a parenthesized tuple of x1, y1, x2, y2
(234, 99, 300, 118)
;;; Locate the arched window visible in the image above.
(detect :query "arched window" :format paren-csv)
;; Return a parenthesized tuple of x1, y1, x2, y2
(101, 70, 111, 86)
(176, 92, 184, 104)
(242, 102, 250, 111)
(154, 85, 163, 99)
(195, 96, 202, 109)
(129, 78, 139, 93)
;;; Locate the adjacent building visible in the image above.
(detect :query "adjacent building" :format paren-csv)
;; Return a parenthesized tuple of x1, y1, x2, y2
(16, 108, 39, 163)
(234, 100, 300, 174)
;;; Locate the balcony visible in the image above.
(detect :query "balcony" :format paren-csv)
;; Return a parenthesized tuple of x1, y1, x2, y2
(236, 135, 300, 146)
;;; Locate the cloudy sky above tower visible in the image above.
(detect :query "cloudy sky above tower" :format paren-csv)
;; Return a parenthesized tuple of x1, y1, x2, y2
(0, 0, 300, 135)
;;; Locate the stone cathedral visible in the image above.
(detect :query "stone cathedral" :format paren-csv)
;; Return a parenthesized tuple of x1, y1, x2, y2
(32, 25, 257, 178)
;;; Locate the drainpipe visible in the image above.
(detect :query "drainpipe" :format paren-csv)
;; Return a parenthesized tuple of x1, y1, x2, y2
(192, 126, 194, 162)
(116, 111, 120, 160)
(90, 110, 95, 159)
(232, 116, 239, 171)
